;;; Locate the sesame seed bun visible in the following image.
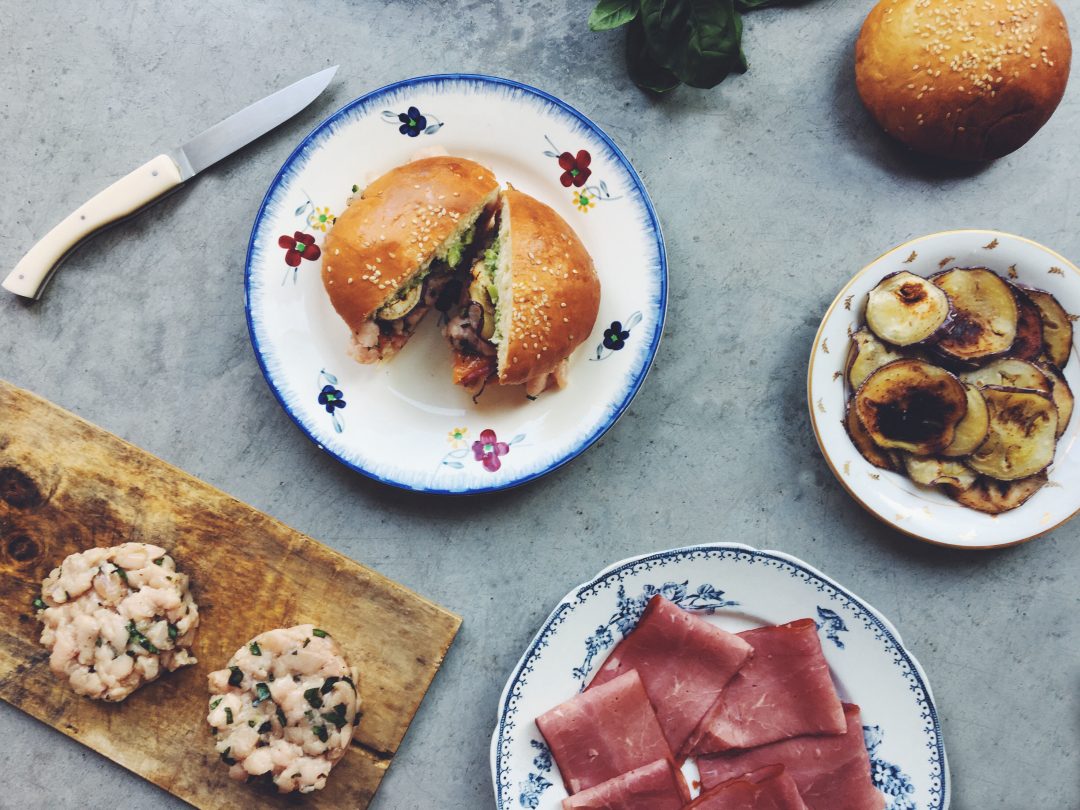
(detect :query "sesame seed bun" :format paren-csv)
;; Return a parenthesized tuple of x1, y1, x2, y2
(322, 156, 498, 332)
(495, 187, 601, 386)
(855, 0, 1071, 161)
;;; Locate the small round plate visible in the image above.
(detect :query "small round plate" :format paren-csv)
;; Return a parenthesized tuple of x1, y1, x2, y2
(245, 75, 666, 494)
(809, 230, 1080, 548)
(490, 543, 949, 810)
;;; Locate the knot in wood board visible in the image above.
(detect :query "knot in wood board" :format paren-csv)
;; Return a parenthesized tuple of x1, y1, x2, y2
(0, 467, 44, 509)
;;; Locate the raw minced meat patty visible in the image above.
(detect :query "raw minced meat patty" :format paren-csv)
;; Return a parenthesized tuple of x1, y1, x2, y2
(207, 624, 361, 794)
(35, 542, 199, 701)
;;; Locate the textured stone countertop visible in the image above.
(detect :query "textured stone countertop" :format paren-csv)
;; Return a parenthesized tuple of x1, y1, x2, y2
(1, 1, 1077, 807)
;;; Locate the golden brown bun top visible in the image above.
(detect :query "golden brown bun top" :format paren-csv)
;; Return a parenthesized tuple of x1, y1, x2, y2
(322, 156, 498, 330)
(856, 0, 1071, 161)
(499, 188, 601, 386)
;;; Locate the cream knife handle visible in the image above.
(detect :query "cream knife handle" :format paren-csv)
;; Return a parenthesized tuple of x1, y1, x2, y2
(2, 154, 184, 299)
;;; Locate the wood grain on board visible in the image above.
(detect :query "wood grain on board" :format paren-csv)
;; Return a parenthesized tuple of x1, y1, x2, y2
(0, 379, 461, 808)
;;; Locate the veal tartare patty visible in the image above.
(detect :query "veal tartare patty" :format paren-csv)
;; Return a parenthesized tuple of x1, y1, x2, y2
(36, 542, 199, 701)
(207, 624, 361, 794)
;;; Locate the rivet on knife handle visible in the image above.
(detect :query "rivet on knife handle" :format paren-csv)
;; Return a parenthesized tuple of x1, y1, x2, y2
(2, 154, 183, 300)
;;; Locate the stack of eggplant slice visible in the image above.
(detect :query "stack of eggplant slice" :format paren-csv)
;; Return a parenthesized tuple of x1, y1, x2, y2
(845, 267, 1074, 514)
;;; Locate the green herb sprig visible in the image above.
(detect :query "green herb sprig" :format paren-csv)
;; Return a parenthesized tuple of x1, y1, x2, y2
(589, 0, 803, 92)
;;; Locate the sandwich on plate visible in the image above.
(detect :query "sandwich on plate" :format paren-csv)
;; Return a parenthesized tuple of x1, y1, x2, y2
(443, 186, 601, 397)
(322, 156, 600, 398)
(322, 156, 500, 364)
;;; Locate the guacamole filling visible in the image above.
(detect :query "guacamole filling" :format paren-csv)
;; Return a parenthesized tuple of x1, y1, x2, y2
(482, 239, 502, 344)
(375, 226, 477, 322)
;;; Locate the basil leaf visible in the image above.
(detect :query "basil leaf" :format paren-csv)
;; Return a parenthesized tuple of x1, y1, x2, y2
(735, 0, 797, 8)
(210, 697, 222, 710)
(311, 629, 328, 638)
(253, 682, 271, 706)
(224, 707, 233, 725)
(276, 706, 287, 726)
(313, 725, 329, 743)
(322, 705, 348, 730)
(320, 676, 340, 695)
(258, 720, 272, 734)
(304, 688, 324, 709)
(227, 666, 243, 687)
(249, 641, 261, 656)
(31, 597, 46, 610)
(639, 0, 747, 89)
(589, 0, 638, 30)
(126, 621, 158, 654)
(220, 747, 236, 765)
(626, 17, 680, 93)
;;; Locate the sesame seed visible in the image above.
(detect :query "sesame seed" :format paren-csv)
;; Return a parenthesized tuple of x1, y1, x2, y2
(347, 278, 354, 284)
(333, 249, 340, 255)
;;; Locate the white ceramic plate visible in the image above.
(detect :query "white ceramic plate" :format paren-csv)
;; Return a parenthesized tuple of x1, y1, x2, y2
(245, 75, 665, 493)
(491, 543, 948, 810)
(809, 230, 1080, 548)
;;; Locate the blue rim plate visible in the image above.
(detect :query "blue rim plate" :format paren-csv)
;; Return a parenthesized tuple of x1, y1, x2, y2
(244, 74, 667, 494)
(490, 543, 950, 810)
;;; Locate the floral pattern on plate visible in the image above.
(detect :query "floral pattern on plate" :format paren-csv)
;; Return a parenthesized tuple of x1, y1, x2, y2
(245, 75, 666, 494)
(543, 136, 620, 212)
(381, 105, 444, 136)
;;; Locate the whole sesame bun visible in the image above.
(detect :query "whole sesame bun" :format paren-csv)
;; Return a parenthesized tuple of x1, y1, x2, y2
(322, 156, 498, 331)
(495, 187, 600, 386)
(855, 0, 1071, 161)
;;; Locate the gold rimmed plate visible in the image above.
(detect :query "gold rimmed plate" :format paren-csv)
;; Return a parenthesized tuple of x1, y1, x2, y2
(808, 230, 1080, 549)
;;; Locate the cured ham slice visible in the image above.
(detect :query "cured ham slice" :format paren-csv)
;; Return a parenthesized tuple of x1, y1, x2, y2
(561, 758, 689, 810)
(685, 765, 808, 809)
(537, 670, 673, 795)
(687, 619, 846, 755)
(586, 596, 753, 753)
(697, 704, 884, 810)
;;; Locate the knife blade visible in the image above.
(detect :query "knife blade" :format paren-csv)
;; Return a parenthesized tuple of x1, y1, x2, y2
(3, 65, 338, 300)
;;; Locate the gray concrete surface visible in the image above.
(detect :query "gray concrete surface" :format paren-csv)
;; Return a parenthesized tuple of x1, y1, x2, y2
(1, 1, 1077, 808)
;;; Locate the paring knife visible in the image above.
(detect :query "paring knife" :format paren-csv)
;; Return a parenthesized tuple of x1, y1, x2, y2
(2, 65, 339, 300)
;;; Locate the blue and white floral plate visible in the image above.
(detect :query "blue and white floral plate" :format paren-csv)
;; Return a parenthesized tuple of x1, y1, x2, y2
(244, 75, 666, 493)
(490, 543, 949, 810)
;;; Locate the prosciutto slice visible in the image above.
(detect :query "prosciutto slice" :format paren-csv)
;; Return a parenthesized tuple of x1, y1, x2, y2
(685, 765, 808, 810)
(586, 596, 753, 753)
(697, 704, 885, 810)
(561, 758, 689, 810)
(537, 670, 673, 795)
(687, 619, 846, 755)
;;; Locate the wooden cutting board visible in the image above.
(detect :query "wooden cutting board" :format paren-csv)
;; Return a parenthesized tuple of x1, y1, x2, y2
(0, 379, 461, 808)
